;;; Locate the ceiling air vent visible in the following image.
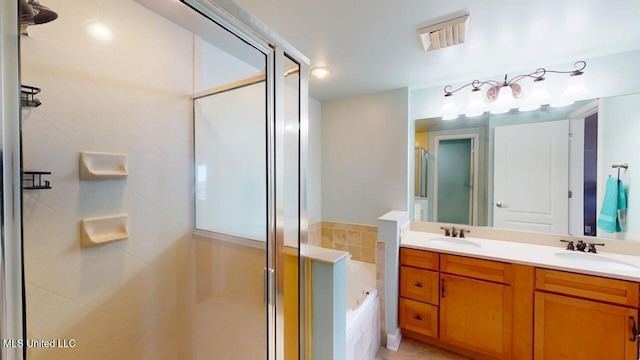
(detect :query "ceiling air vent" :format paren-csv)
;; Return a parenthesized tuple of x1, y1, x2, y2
(417, 14, 469, 52)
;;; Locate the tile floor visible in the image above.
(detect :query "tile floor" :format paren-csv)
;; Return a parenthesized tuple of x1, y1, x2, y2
(375, 338, 470, 359)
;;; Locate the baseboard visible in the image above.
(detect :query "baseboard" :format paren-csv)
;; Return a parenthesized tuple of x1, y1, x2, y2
(385, 327, 402, 351)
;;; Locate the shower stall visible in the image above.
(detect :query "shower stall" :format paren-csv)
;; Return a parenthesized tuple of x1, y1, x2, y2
(0, 0, 308, 359)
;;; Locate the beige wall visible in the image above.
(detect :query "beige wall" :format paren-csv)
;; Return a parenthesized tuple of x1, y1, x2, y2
(321, 88, 410, 226)
(308, 221, 377, 264)
(21, 0, 193, 358)
(415, 131, 428, 149)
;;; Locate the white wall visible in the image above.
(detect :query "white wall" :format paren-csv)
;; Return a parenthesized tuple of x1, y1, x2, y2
(321, 88, 409, 226)
(598, 94, 640, 240)
(308, 97, 322, 223)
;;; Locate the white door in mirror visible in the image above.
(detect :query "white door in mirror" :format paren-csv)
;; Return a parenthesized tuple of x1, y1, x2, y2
(493, 120, 569, 233)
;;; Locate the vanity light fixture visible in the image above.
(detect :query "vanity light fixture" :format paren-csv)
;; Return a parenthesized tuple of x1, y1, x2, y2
(310, 67, 331, 79)
(440, 61, 588, 119)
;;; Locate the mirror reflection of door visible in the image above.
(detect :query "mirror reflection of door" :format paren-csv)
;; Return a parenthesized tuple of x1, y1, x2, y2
(493, 120, 569, 233)
(435, 137, 476, 225)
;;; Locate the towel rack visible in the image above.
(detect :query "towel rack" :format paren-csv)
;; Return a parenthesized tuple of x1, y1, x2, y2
(612, 163, 629, 180)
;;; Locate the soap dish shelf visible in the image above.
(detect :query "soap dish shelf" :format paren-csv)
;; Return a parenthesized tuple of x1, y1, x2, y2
(79, 151, 128, 180)
(80, 214, 129, 247)
(23, 171, 52, 190)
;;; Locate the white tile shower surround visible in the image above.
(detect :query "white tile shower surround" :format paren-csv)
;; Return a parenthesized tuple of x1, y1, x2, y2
(21, 0, 195, 358)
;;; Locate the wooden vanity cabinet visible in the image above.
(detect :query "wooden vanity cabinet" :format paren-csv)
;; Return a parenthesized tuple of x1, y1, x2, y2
(534, 269, 640, 360)
(399, 248, 515, 359)
(399, 246, 640, 360)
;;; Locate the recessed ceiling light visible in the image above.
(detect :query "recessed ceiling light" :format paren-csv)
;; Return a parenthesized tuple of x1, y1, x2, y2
(310, 67, 331, 79)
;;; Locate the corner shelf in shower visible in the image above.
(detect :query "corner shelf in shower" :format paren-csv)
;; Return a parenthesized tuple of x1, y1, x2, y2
(22, 171, 52, 190)
(21, 85, 42, 108)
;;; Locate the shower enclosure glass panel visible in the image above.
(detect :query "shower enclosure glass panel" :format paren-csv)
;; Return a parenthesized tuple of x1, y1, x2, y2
(437, 139, 473, 225)
(194, 80, 267, 239)
(192, 44, 269, 360)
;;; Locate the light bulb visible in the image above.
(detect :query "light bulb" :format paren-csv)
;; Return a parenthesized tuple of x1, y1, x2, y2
(564, 73, 589, 98)
(519, 78, 551, 112)
(465, 89, 485, 117)
(491, 85, 514, 114)
(551, 72, 589, 107)
(441, 94, 459, 120)
(310, 67, 331, 79)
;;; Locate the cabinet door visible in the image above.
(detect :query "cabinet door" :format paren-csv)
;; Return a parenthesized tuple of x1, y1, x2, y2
(440, 274, 512, 359)
(535, 292, 638, 360)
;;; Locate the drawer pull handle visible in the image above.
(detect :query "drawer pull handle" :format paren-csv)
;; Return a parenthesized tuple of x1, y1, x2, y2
(413, 314, 422, 321)
(441, 279, 445, 298)
(630, 316, 638, 342)
(414, 282, 423, 288)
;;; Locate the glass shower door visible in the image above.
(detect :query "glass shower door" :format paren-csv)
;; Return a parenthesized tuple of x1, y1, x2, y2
(193, 75, 269, 359)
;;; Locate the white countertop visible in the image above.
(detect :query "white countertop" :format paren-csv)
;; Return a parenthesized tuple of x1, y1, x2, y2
(402, 231, 640, 282)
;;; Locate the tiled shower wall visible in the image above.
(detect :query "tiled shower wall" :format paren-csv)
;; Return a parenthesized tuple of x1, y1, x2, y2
(308, 221, 378, 263)
(21, 0, 193, 358)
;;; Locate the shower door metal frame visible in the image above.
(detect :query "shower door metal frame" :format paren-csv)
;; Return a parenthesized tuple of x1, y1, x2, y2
(181, 1, 310, 359)
(0, 0, 27, 359)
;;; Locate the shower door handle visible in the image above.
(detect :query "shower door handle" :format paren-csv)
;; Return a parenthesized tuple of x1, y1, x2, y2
(496, 202, 508, 208)
(264, 268, 275, 306)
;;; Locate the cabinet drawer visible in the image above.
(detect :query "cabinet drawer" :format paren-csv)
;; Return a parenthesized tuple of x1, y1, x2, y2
(441, 254, 512, 284)
(535, 268, 639, 307)
(400, 247, 439, 270)
(400, 266, 439, 305)
(399, 298, 438, 338)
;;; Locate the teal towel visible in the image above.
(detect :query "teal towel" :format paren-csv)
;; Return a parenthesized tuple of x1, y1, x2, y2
(597, 177, 627, 233)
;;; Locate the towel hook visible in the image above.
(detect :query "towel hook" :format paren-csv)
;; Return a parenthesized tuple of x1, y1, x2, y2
(612, 163, 629, 180)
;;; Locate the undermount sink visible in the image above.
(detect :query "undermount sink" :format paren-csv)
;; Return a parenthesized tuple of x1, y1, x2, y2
(429, 237, 481, 249)
(554, 251, 640, 272)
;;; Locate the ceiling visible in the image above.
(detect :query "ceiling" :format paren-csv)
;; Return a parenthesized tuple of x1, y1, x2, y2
(235, 0, 640, 102)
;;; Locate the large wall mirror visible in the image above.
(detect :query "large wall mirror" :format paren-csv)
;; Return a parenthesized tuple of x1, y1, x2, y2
(412, 93, 639, 240)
